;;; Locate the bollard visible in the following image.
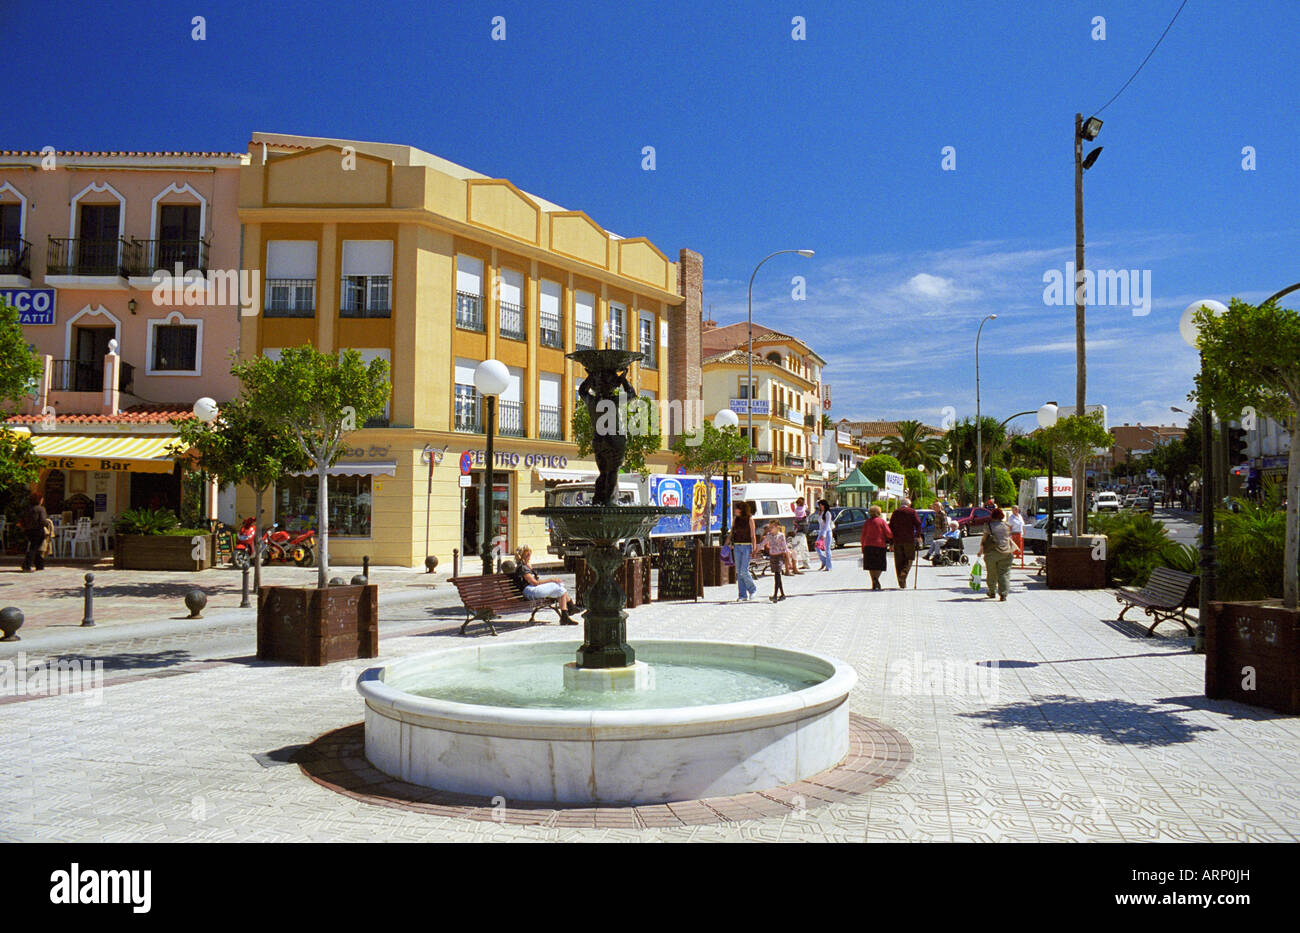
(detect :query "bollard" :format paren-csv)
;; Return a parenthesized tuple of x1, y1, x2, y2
(81, 573, 95, 627)
(184, 589, 207, 619)
(453, 548, 459, 579)
(328, 577, 346, 586)
(424, 555, 437, 574)
(362, 555, 370, 579)
(240, 566, 251, 608)
(351, 574, 367, 585)
(0, 607, 23, 642)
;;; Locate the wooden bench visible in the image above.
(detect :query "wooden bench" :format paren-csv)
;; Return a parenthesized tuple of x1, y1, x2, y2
(451, 573, 563, 636)
(1114, 567, 1198, 636)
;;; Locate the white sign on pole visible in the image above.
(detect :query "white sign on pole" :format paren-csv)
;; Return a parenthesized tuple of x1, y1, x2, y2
(884, 470, 905, 499)
(458, 474, 472, 488)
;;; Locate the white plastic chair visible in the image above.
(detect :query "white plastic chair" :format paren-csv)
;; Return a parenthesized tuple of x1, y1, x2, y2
(92, 520, 111, 552)
(69, 518, 96, 559)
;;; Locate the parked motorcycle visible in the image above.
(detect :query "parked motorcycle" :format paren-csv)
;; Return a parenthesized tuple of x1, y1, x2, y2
(232, 517, 268, 570)
(231, 519, 317, 568)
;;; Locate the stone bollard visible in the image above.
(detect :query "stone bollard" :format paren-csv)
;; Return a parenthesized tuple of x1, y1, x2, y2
(0, 607, 23, 641)
(81, 573, 95, 627)
(453, 548, 459, 579)
(184, 589, 207, 619)
(424, 555, 438, 574)
(328, 577, 346, 586)
(240, 566, 251, 608)
(362, 555, 370, 579)
(350, 574, 367, 585)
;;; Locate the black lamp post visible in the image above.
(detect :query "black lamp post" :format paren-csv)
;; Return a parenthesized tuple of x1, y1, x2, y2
(1038, 402, 1059, 547)
(1182, 300, 1228, 653)
(715, 407, 740, 539)
(474, 360, 510, 575)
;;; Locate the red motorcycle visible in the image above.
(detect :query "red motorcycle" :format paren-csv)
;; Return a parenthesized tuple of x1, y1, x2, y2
(232, 517, 268, 570)
(266, 524, 317, 567)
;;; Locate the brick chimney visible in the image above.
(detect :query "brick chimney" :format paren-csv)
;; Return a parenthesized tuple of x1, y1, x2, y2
(669, 248, 703, 445)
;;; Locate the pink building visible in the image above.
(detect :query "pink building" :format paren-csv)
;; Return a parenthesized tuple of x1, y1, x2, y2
(0, 149, 246, 525)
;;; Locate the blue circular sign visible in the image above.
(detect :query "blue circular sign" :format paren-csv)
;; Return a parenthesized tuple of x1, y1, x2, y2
(459, 451, 473, 475)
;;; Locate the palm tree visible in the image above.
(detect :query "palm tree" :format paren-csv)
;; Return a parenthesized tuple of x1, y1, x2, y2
(879, 420, 940, 469)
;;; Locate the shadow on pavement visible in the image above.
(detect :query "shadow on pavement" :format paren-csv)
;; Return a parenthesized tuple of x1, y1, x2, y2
(959, 694, 1215, 746)
(1156, 694, 1295, 722)
(978, 649, 1194, 668)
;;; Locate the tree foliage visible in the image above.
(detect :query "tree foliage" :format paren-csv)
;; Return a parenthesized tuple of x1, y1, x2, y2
(570, 392, 662, 477)
(0, 298, 44, 507)
(860, 453, 903, 487)
(1041, 412, 1113, 535)
(1193, 297, 1300, 607)
(670, 422, 755, 545)
(234, 345, 390, 587)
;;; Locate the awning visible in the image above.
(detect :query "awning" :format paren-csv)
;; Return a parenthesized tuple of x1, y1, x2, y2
(534, 468, 597, 484)
(27, 433, 181, 474)
(289, 461, 397, 478)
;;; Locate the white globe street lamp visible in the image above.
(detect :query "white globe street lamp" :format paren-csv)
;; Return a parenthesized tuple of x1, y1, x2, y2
(193, 397, 219, 423)
(473, 359, 510, 574)
(714, 408, 740, 538)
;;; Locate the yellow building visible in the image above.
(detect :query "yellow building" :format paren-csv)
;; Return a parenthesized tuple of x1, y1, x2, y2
(699, 321, 825, 494)
(237, 133, 702, 567)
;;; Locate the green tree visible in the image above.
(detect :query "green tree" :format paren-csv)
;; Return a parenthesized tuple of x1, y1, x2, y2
(0, 298, 44, 509)
(879, 420, 941, 469)
(170, 394, 312, 592)
(571, 393, 662, 476)
(1042, 412, 1113, 537)
(235, 345, 390, 588)
(860, 453, 903, 488)
(670, 422, 755, 545)
(1193, 297, 1300, 608)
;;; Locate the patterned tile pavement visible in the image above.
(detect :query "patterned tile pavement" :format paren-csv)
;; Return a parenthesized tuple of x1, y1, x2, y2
(3, 553, 1300, 842)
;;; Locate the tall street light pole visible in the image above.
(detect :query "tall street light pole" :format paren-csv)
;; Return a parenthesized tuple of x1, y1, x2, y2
(1075, 113, 1103, 535)
(474, 359, 510, 576)
(975, 313, 996, 505)
(1038, 402, 1059, 548)
(747, 249, 814, 474)
(1181, 300, 1228, 653)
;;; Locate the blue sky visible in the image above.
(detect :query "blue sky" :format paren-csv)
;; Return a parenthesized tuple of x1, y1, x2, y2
(10, 0, 1299, 430)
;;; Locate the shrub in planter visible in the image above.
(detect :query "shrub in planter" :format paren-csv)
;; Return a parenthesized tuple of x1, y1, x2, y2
(1087, 511, 1174, 587)
(114, 508, 180, 536)
(1215, 494, 1286, 602)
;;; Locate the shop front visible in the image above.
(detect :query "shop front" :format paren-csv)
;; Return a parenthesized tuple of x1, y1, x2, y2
(23, 431, 183, 524)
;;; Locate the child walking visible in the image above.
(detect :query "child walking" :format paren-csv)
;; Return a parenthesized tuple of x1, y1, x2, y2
(761, 521, 789, 602)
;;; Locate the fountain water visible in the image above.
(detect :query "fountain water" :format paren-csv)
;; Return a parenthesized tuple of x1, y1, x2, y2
(357, 349, 857, 804)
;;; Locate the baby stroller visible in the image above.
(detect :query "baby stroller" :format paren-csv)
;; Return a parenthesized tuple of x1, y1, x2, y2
(927, 529, 968, 566)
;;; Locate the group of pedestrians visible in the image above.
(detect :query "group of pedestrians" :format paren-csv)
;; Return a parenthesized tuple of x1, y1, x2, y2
(728, 500, 812, 603)
(859, 498, 925, 590)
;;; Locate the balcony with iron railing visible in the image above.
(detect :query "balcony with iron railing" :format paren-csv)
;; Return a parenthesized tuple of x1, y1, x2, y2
(539, 405, 562, 440)
(784, 454, 806, 469)
(49, 359, 134, 394)
(539, 311, 563, 349)
(498, 399, 524, 437)
(575, 320, 594, 350)
(46, 237, 133, 277)
(340, 275, 391, 318)
(127, 238, 210, 276)
(639, 337, 656, 368)
(264, 279, 316, 317)
(0, 237, 32, 278)
(499, 301, 524, 340)
(454, 387, 481, 433)
(456, 291, 484, 331)
(608, 326, 626, 350)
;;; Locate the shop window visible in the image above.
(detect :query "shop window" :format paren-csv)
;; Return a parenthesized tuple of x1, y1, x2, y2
(277, 474, 373, 537)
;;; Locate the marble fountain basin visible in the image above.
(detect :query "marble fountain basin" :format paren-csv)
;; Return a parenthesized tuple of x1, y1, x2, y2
(356, 640, 857, 805)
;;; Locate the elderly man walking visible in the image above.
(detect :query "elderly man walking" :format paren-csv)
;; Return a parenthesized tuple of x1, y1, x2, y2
(887, 497, 924, 588)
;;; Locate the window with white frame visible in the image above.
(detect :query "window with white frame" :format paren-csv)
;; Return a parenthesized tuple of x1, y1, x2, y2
(265, 241, 317, 317)
(539, 372, 562, 440)
(147, 312, 202, 375)
(340, 240, 393, 317)
(638, 310, 656, 366)
(574, 290, 595, 349)
(539, 280, 562, 348)
(498, 365, 524, 437)
(498, 267, 525, 340)
(454, 357, 481, 432)
(607, 302, 626, 349)
(455, 255, 484, 331)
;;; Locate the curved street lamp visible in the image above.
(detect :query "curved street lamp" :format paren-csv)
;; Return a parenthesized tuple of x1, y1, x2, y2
(1181, 299, 1228, 652)
(975, 313, 997, 504)
(746, 249, 814, 474)
(474, 359, 510, 575)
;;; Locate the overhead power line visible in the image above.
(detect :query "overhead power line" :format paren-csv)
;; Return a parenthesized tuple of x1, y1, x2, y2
(1092, 0, 1191, 117)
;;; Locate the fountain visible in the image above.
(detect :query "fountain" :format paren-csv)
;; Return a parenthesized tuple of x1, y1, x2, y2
(357, 349, 857, 804)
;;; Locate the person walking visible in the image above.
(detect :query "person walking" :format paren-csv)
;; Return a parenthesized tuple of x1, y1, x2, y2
(728, 502, 758, 601)
(814, 499, 835, 571)
(888, 496, 924, 588)
(925, 503, 950, 562)
(510, 546, 577, 623)
(760, 520, 789, 601)
(790, 522, 812, 571)
(20, 493, 48, 573)
(860, 505, 892, 591)
(1007, 505, 1026, 568)
(977, 509, 1016, 601)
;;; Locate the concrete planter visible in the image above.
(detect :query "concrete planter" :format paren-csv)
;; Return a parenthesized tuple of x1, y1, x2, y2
(699, 545, 736, 587)
(113, 533, 216, 571)
(257, 584, 379, 666)
(1206, 600, 1300, 714)
(1046, 539, 1108, 589)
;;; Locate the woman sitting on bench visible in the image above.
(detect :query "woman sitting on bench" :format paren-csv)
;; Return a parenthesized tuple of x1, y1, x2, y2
(512, 546, 577, 624)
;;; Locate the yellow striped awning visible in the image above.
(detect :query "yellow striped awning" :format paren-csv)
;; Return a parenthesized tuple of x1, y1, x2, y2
(28, 434, 183, 474)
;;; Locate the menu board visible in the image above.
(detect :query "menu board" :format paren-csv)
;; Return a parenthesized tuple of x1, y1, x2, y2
(657, 537, 702, 602)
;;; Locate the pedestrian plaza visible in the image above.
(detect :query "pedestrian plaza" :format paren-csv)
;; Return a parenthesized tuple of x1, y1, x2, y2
(4, 555, 1296, 843)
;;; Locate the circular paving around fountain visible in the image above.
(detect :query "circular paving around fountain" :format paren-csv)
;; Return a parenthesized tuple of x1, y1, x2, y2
(295, 714, 911, 826)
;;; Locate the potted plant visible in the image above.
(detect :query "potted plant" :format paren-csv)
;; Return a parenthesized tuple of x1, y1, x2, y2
(113, 508, 216, 571)
(236, 345, 390, 666)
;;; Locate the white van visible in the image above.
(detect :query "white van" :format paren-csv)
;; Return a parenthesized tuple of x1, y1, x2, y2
(729, 483, 802, 532)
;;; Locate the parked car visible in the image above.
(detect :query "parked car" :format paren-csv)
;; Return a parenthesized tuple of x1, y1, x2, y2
(1133, 496, 1154, 512)
(1123, 495, 1138, 509)
(829, 507, 868, 548)
(1023, 514, 1072, 555)
(1094, 492, 1121, 512)
(949, 506, 996, 536)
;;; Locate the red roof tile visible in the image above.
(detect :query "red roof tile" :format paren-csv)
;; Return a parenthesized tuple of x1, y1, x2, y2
(4, 404, 196, 426)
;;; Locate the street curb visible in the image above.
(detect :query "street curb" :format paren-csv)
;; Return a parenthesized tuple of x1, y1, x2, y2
(0, 584, 449, 656)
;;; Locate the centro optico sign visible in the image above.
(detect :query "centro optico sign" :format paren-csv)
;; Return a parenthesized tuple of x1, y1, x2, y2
(1, 288, 56, 324)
